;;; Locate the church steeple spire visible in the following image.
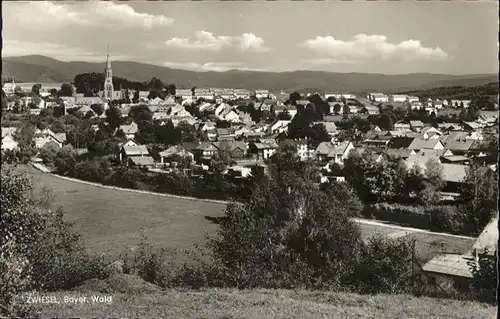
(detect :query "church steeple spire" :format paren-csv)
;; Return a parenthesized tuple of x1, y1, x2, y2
(103, 45, 114, 101)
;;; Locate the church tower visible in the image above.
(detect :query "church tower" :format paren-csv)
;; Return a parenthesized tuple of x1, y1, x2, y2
(103, 47, 114, 101)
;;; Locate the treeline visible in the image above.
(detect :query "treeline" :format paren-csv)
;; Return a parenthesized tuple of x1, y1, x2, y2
(73, 73, 176, 98)
(400, 82, 499, 102)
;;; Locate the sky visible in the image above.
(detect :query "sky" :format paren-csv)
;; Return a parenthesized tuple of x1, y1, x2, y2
(2, 1, 499, 75)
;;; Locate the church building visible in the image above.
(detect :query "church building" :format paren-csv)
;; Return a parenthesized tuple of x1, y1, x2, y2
(99, 50, 123, 101)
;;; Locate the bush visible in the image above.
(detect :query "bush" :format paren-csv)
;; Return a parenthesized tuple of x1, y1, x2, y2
(1, 167, 109, 316)
(121, 234, 178, 288)
(350, 234, 415, 294)
(363, 203, 430, 229)
(427, 205, 466, 234)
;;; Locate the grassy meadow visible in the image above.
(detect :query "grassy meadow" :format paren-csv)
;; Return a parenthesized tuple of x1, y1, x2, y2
(17, 165, 475, 264)
(35, 286, 497, 319)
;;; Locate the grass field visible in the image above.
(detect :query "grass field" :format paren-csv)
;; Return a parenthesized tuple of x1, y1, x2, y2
(17, 165, 476, 263)
(36, 287, 497, 319)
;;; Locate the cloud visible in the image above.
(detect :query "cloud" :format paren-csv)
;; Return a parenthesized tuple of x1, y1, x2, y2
(4, 1, 173, 31)
(165, 31, 270, 52)
(163, 61, 247, 72)
(162, 61, 270, 72)
(2, 40, 137, 62)
(300, 34, 448, 61)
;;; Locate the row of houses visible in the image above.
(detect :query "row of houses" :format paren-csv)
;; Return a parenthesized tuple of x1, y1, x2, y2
(2, 127, 66, 151)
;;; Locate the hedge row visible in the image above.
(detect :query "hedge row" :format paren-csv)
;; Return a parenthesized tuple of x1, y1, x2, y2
(363, 202, 474, 236)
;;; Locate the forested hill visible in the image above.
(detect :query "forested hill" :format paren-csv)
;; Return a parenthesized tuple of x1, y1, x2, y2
(398, 82, 499, 100)
(2, 55, 497, 93)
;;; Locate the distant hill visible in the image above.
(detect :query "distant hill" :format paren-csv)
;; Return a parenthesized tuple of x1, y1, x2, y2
(2, 55, 498, 93)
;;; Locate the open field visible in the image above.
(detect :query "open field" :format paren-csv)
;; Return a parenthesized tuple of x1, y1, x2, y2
(35, 287, 497, 319)
(17, 165, 476, 263)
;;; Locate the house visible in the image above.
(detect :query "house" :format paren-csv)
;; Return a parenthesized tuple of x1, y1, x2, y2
(199, 102, 215, 112)
(195, 142, 219, 159)
(215, 103, 231, 118)
(214, 141, 247, 159)
(404, 149, 450, 171)
(119, 122, 138, 140)
(294, 139, 310, 161)
(1, 127, 17, 138)
(443, 139, 475, 155)
(163, 96, 176, 105)
(410, 120, 424, 131)
(422, 254, 474, 293)
(274, 104, 298, 118)
(434, 99, 444, 109)
(221, 109, 240, 123)
(438, 123, 462, 132)
(410, 101, 423, 110)
(461, 121, 484, 131)
(238, 112, 254, 126)
(254, 90, 270, 99)
(394, 121, 411, 131)
(420, 126, 443, 139)
(148, 97, 164, 105)
(471, 215, 498, 261)
(128, 156, 155, 169)
(408, 137, 444, 151)
(315, 142, 336, 162)
(391, 95, 408, 103)
(407, 96, 420, 103)
(35, 135, 63, 149)
(368, 93, 389, 103)
(322, 141, 354, 165)
(268, 120, 291, 135)
(158, 145, 194, 165)
(217, 128, 236, 141)
(385, 148, 415, 159)
(347, 105, 359, 114)
(119, 143, 150, 164)
(1, 135, 18, 151)
(194, 88, 214, 100)
(252, 139, 279, 160)
(233, 89, 250, 99)
(176, 89, 193, 100)
(360, 105, 379, 115)
(152, 112, 170, 121)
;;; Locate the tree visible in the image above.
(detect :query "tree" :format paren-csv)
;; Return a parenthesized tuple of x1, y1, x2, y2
(135, 121, 158, 145)
(215, 120, 231, 128)
(289, 92, 301, 105)
(90, 104, 104, 116)
(277, 111, 291, 120)
(148, 77, 164, 91)
(132, 90, 140, 103)
(420, 158, 445, 206)
(165, 84, 176, 96)
(379, 114, 394, 130)
(351, 235, 415, 294)
(308, 123, 330, 148)
(105, 106, 122, 130)
(203, 171, 364, 289)
(58, 83, 74, 97)
(1, 167, 108, 316)
(54, 145, 77, 175)
(460, 164, 498, 233)
(31, 83, 42, 96)
(469, 249, 498, 303)
(343, 149, 374, 203)
(129, 105, 152, 122)
(73, 73, 103, 96)
(49, 88, 58, 97)
(333, 103, 342, 115)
